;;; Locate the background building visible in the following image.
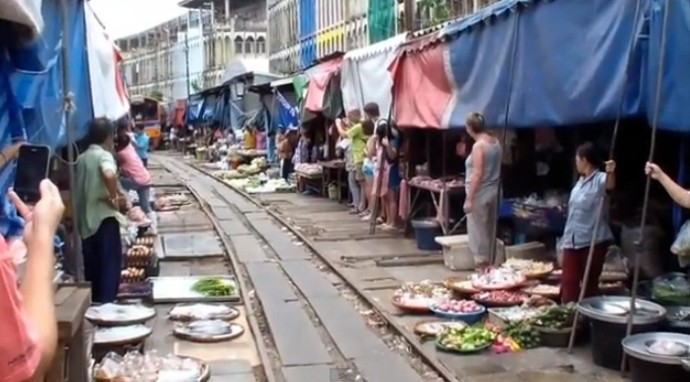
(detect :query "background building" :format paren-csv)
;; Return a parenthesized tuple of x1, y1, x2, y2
(118, 0, 268, 100)
(267, 0, 500, 74)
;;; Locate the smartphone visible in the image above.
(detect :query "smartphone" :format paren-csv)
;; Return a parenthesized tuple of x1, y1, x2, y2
(14, 144, 51, 204)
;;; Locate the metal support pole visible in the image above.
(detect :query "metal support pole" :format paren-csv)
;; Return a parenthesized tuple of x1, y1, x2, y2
(185, 11, 192, 98)
(58, 0, 83, 282)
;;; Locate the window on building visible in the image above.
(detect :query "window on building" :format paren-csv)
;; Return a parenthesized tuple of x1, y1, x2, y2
(245, 37, 254, 54)
(257, 37, 266, 54)
(235, 36, 244, 54)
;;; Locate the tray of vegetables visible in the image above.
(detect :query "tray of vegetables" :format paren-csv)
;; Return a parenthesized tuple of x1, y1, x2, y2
(436, 326, 496, 354)
(472, 290, 528, 307)
(503, 321, 540, 349)
(391, 281, 451, 313)
(430, 300, 486, 323)
(151, 276, 240, 303)
(532, 304, 579, 347)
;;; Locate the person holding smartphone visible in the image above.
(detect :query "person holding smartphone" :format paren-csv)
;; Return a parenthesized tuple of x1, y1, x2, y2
(74, 118, 124, 303)
(0, 177, 64, 381)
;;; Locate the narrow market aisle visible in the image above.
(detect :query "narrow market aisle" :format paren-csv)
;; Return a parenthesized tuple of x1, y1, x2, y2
(143, 159, 261, 382)
(178, 160, 628, 382)
(156, 154, 436, 382)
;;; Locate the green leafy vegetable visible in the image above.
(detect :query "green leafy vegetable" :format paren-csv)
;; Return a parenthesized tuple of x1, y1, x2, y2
(192, 278, 236, 297)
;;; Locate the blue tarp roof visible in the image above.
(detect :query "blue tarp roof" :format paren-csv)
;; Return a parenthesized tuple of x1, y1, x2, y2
(440, 0, 690, 132)
(0, 0, 93, 237)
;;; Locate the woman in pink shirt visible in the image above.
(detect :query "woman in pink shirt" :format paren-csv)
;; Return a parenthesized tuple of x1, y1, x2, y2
(1, 178, 64, 381)
(114, 129, 153, 216)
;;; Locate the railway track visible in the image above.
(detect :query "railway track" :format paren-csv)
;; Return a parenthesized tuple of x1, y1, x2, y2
(159, 155, 455, 382)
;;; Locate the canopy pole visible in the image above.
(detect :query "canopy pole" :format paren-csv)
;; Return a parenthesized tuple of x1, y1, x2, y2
(489, 13, 520, 265)
(59, 0, 83, 281)
(567, 0, 644, 355)
(621, 0, 671, 372)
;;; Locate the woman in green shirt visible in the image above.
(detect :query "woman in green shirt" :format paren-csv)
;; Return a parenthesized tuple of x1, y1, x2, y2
(336, 109, 370, 212)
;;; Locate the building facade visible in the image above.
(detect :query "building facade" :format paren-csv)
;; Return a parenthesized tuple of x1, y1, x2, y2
(118, 0, 268, 100)
(267, 0, 500, 74)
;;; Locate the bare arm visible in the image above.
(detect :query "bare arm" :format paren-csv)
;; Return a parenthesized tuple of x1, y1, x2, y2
(606, 172, 616, 191)
(467, 142, 485, 203)
(657, 171, 690, 208)
(19, 235, 57, 379)
(335, 119, 348, 138)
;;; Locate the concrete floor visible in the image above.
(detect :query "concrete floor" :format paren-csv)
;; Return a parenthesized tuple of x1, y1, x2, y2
(249, 192, 628, 382)
(145, 163, 260, 382)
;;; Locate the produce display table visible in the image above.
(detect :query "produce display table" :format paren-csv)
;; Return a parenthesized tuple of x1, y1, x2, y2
(407, 181, 465, 235)
(48, 284, 91, 382)
(320, 161, 347, 203)
(295, 171, 323, 194)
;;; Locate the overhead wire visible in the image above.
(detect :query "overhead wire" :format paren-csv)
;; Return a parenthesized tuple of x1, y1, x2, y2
(621, 0, 671, 372)
(566, 0, 644, 354)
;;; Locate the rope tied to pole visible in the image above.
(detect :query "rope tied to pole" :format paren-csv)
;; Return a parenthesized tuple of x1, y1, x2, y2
(63, 91, 75, 113)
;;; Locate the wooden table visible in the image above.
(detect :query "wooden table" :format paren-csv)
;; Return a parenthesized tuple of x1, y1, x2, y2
(407, 182, 466, 235)
(47, 284, 91, 382)
(320, 161, 347, 203)
(295, 171, 323, 194)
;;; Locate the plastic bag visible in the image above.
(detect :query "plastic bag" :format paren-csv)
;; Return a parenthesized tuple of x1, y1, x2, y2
(671, 220, 690, 257)
(603, 245, 628, 273)
(620, 224, 665, 278)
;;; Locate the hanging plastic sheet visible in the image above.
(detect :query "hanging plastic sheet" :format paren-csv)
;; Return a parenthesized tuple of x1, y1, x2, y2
(276, 90, 299, 131)
(441, 0, 645, 129)
(341, 33, 407, 117)
(645, 0, 690, 132)
(321, 74, 343, 120)
(303, 56, 343, 113)
(389, 34, 452, 129)
(0, 0, 93, 237)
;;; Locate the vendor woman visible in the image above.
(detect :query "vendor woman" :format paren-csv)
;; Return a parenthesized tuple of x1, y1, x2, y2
(560, 142, 616, 303)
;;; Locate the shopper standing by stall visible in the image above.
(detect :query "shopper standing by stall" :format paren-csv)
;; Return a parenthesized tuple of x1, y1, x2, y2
(463, 112, 502, 270)
(560, 142, 616, 303)
(133, 124, 150, 167)
(74, 118, 124, 304)
(0, 176, 64, 381)
(115, 124, 154, 222)
(364, 103, 400, 230)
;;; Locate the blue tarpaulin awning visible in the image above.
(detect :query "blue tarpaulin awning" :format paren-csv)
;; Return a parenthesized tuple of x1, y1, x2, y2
(440, 0, 646, 129)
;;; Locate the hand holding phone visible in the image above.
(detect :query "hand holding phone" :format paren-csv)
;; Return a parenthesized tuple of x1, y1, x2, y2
(13, 144, 51, 204)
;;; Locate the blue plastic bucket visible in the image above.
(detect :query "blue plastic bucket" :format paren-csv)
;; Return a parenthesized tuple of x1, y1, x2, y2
(411, 219, 442, 251)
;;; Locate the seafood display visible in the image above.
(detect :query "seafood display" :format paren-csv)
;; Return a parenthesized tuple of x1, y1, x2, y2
(93, 351, 208, 382)
(94, 325, 152, 345)
(168, 303, 240, 322)
(522, 284, 560, 297)
(173, 320, 245, 343)
(409, 176, 464, 191)
(443, 278, 479, 294)
(392, 281, 451, 310)
(294, 163, 323, 175)
(85, 303, 155, 325)
(433, 299, 483, 314)
(472, 291, 528, 307)
(471, 268, 526, 291)
(501, 259, 554, 278)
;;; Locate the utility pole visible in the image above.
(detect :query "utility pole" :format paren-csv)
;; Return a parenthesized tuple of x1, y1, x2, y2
(185, 10, 192, 97)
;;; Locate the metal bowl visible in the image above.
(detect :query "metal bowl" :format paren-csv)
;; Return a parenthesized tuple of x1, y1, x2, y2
(578, 296, 666, 325)
(623, 332, 690, 365)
